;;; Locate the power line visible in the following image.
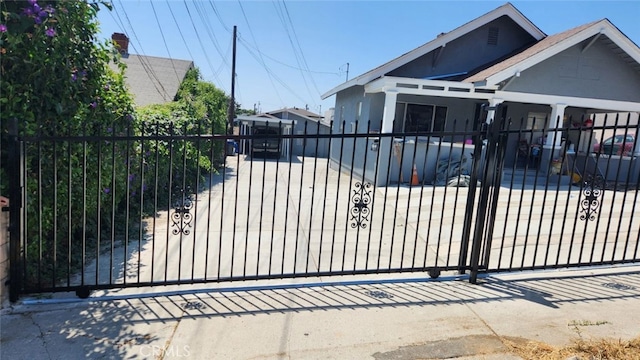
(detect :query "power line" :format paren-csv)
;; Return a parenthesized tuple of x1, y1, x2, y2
(110, 2, 169, 102)
(166, 1, 196, 62)
(149, 0, 182, 84)
(273, 0, 318, 107)
(236, 0, 285, 106)
(182, 0, 227, 92)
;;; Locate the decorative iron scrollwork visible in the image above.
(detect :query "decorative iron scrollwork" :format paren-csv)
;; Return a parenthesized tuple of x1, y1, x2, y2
(350, 181, 372, 229)
(171, 195, 194, 235)
(580, 174, 604, 221)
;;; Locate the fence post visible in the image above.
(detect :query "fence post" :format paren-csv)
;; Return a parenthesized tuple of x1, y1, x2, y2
(7, 118, 22, 302)
(458, 124, 487, 273)
(469, 115, 504, 284)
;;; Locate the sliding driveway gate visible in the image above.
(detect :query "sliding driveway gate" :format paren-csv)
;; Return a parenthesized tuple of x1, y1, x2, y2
(5, 114, 640, 301)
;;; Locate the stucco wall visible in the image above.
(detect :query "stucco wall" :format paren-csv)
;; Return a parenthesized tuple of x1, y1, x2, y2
(505, 39, 640, 102)
(330, 85, 368, 179)
(0, 211, 9, 307)
(289, 114, 331, 158)
(389, 15, 536, 79)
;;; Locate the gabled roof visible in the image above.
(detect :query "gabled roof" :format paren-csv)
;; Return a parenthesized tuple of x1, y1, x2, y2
(118, 54, 194, 107)
(465, 19, 640, 86)
(321, 2, 545, 99)
(267, 107, 324, 121)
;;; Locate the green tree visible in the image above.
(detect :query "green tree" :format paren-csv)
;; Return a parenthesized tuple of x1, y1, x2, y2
(1, 0, 137, 287)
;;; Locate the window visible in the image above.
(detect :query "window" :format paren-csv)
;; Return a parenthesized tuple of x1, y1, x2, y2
(526, 112, 548, 130)
(402, 103, 447, 133)
(355, 101, 362, 122)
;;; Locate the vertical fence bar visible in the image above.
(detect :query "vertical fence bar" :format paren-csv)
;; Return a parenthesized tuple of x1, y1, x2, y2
(329, 121, 346, 271)
(317, 121, 334, 274)
(458, 120, 485, 273)
(137, 122, 145, 283)
(306, 121, 321, 274)
(8, 118, 23, 302)
(352, 121, 372, 272)
(190, 121, 202, 281)
(123, 124, 132, 285)
(81, 122, 88, 286)
(470, 113, 501, 283)
(341, 121, 358, 272)
(267, 122, 283, 275)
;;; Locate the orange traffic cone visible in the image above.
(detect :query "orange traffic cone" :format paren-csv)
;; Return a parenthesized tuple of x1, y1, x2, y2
(410, 164, 419, 186)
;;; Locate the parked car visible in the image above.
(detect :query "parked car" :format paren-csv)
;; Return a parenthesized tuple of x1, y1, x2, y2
(593, 134, 635, 156)
(251, 126, 281, 156)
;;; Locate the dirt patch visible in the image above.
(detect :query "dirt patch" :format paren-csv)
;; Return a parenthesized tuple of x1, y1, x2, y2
(503, 335, 640, 360)
(372, 334, 508, 360)
(372, 335, 640, 360)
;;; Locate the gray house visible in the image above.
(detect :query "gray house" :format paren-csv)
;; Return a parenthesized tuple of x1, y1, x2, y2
(237, 107, 331, 159)
(321, 3, 640, 186)
(267, 107, 331, 158)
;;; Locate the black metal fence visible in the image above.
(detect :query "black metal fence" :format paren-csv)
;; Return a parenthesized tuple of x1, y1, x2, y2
(3, 113, 640, 301)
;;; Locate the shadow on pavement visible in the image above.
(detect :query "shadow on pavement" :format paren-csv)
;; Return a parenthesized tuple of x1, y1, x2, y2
(3, 269, 639, 358)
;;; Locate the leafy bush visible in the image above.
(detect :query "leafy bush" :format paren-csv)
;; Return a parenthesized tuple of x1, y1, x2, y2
(1, 1, 231, 289)
(1, 0, 138, 287)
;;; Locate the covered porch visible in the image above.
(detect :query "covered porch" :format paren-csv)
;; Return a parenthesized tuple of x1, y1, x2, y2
(362, 76, 640, 187)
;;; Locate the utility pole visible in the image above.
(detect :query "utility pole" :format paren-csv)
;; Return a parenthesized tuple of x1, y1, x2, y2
(227, 25, 237, 135)
(345, 62, 349, 82)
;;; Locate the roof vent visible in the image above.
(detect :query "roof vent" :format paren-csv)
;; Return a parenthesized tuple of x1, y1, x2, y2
(488, 27, 499, 46)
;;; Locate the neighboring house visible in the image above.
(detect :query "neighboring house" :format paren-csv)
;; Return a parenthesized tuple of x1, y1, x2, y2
(111, 33, 194, 107)
(321, 3, 640, 186)
(267, 107, 331, 158)
(237, 113, 295, 159)
(236, 107, 331, 159)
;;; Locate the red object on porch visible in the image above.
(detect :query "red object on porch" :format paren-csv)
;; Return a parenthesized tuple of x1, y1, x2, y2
(411, 164, 419, 186)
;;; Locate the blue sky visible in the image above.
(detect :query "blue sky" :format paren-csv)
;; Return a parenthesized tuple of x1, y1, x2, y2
(96, 1, 640, 115)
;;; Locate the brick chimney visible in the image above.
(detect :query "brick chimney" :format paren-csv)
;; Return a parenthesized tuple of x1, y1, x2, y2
(111, 33, 129, 55)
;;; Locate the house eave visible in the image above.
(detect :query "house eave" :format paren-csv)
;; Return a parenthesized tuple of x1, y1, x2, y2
(484, 20, 640, 86)
(321, 3, 545, 99)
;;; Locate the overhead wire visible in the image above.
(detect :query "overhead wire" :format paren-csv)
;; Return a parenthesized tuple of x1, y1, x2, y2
(149, 0, 182, 84)
(272, 0, 317, 108)
(282, 0, 323, 99)
(166, 1, 196, 63)
(236, 0, 285, 107)
(193, 1, 230, 71)
(182, 0, 228, 92)
(110, 2, 169, 102)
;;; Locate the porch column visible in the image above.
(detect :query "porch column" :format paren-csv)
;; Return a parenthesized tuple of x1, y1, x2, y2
(486, 98, 504, 124)
(381, 90, 398, 133)
(541, 103, 567, 173)
(635, 113, 640, 155)
(545, 103, 567, 147)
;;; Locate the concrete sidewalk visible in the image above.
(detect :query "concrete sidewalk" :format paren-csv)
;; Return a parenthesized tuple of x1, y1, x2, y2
(2, 265, 639, 359)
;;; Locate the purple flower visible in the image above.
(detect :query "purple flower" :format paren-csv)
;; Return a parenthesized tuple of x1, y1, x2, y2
(106, 127, 112, 133)
(103, 188, 110, 194)
(34, 17, 42, 25)
(89, 102, 97, 109)
(28, 0, 38, 5)
(128, 174, 135, 182)
(23, 8, 34, 17)
(33, 4, 41, 12)
(71, 73, 77, 81)
(38, 10, 48, 18)
(0, 24, 6, 33)
(45, 27, 55, 37)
